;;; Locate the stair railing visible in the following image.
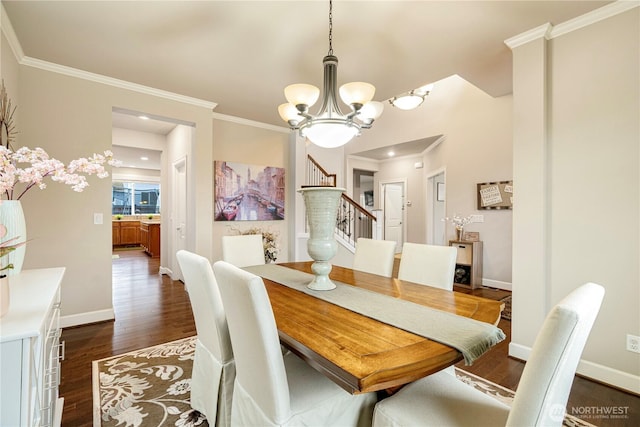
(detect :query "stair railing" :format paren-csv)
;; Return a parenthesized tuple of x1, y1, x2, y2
(306, 155, 376, 247)
(307, 155, 336, 187)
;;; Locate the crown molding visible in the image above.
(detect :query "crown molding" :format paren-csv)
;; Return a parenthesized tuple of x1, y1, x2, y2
(423, 135, 446, 155)
(20, 56, 217, 110)
(2, 3, 216, 110)
(505, 1, 639, 49)
(504, 23, 553, 49)
(550, 0, 639, 39)
(211, 112, 290, 134)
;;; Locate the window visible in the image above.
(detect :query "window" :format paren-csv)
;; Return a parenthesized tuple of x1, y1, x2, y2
(112, 181, 160, 215)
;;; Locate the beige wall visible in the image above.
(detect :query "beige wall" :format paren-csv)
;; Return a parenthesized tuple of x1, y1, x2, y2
(510, 6, 639, 393)
(345, 75, 513, 286)
(1, 33, 19, 114)
(7, 62, 213, 325)
(211, 118, 290, 263)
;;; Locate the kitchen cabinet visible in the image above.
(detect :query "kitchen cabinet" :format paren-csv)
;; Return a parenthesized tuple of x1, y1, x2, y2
(140, 222, 160, 258)
(113, 221, 140, 246)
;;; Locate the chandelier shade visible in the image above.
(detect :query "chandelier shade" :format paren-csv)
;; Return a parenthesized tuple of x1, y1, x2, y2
(278, 0, 382, 148)
(278, 103, 300, 124)
(284, 84, 320, 108)
(359, 101, 384, 122)
(390, 83, 435, 110)
(390, 93, 425, 110)
(303, 121, 360, 148)
(339, 82, 376, 106)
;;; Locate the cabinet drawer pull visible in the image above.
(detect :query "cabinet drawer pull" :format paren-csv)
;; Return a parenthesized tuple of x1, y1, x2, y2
(58, 340, 66, 361)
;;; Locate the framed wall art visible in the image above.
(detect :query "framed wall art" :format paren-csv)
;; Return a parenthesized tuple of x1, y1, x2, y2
(214, 161, 285, 221)
(477, 180, 513, 210)
(436, 182, 445, 201)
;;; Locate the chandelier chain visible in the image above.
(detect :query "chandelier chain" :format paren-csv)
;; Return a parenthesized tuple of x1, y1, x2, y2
(328, 0, 333, 56)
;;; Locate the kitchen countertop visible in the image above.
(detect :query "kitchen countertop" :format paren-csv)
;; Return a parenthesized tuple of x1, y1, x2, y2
(140, 220, 161, 225)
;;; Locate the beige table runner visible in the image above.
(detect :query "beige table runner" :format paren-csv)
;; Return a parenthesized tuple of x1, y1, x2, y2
(245, 264, 505, 365)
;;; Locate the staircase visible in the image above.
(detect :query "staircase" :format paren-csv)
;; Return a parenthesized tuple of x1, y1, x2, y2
(306, 155, 377, 249)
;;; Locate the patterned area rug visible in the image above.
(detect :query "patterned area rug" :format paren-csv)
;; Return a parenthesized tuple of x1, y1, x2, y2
(93, 337, 594, 427)
(92, 337, 208, 427)
(501, 295, 512, 320)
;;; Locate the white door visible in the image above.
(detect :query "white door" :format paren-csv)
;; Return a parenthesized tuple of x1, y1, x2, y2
(171, 157, 187, 281)
(383, 182, 404, 253)
(428, 172, 446, 246)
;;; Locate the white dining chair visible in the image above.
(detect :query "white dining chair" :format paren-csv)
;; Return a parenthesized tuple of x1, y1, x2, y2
(372, 282, 605, 427)
(176, 250, 235, 427)
(397, 242, 457, 289)
(353, 238, 397, 278)
(221, 234, 265, 267)
(212, 260, 377, 427)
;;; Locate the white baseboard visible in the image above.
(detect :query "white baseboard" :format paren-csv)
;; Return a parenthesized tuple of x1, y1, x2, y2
(509, 342, 640, 394)
(159, 266, 172, 276)
(508, 342, 531, 360)
(60, 308, 114, 328)
(577, 359, 640, 395)
(482, 278, 512, 291)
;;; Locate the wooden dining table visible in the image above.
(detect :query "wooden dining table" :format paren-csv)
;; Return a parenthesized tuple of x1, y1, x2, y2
(256, 261, 504, 395)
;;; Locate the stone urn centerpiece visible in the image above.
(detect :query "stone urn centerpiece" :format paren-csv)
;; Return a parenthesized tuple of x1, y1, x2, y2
(298, 186, 345, 291)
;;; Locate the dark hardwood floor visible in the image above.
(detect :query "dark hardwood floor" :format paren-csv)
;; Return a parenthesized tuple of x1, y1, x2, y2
(60, 250, 638, 426)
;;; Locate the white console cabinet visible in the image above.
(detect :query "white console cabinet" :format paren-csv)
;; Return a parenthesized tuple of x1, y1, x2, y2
(1, 268, 66, 427)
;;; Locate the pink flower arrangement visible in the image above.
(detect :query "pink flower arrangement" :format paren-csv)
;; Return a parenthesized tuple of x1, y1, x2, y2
(0, 146, 120, 200)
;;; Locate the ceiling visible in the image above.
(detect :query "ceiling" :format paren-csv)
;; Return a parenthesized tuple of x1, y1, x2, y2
(3, 1, 611, 163)
(111, 144, 162, 171)
(3, 1, 610, 123)
(353, 135, 444, 161)
(110, 111, 174, 171)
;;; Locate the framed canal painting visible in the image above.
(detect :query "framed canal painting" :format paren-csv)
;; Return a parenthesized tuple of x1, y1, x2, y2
(214, 161, 285, 221)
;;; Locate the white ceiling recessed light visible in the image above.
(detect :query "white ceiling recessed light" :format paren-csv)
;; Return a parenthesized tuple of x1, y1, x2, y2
(388, 151, 395, 157)
(140, 156, 149, 161)
(138, 115, 149, 120)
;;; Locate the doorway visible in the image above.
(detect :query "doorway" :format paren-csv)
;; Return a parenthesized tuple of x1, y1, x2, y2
(381, 180, 406, 253)
(427, 170, 446, 245)
(171, 157, 187, 281)
(111, 108, 193, 281)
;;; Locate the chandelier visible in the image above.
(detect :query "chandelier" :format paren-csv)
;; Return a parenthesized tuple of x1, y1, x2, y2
(389, 83, 434, 110)
(278, 0, 383, 148)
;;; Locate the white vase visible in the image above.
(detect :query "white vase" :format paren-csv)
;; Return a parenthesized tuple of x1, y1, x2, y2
(298, 187, 345, 291)
(0, 200, 27, 275)
(0, 275, 9, 318)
